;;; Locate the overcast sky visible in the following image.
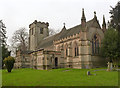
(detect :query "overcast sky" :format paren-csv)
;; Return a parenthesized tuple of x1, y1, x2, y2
(0, 0, 119, 45)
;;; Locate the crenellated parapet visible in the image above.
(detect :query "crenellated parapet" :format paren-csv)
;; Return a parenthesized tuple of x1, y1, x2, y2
(29, 20, 49, 29)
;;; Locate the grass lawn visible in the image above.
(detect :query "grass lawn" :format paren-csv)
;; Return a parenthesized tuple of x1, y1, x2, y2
(2, 68, 118, 86)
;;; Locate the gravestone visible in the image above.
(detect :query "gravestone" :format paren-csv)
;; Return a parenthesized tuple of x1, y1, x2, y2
(110, 63, 113, 70)
(107, 62, 113, 71)
(107, 62, 110, 71)
(87, 71, 90, 75)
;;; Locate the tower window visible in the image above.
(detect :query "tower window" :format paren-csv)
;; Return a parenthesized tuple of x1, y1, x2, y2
(40, 28, 43, 34)
(31, 28, 34, 35)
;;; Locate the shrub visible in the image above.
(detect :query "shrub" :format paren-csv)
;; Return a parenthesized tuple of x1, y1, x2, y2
(3, 56, 15, 72)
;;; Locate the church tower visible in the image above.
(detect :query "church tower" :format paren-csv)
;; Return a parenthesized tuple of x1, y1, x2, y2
(29, 20, 49, 51)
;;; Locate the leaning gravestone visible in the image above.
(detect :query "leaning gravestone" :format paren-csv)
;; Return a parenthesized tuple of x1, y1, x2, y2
(87, 71, 90, 75)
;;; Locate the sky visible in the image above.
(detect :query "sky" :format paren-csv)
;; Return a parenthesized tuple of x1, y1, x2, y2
(0, 0, 119, 45)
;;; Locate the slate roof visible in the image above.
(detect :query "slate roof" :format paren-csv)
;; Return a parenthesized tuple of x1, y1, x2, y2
(38, 18, 101, 49)
(38, 34, 55, 48)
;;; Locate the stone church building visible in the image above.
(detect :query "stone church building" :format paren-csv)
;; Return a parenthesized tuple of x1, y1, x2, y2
(15, 9, 107, 70)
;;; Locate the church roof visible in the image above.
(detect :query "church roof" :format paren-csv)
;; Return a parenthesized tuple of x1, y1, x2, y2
(38, 34, 55, 48)
(38, 18, 101, 49)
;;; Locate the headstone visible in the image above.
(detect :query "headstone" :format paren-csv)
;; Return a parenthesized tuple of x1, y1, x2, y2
(107, 62, 113, 71)
(107, 62, 110, 71)
(87, 71, 90, 75)
(110, 63, 113, 70)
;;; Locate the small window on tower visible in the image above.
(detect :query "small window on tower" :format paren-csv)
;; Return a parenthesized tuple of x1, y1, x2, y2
(40, 28, 43, 34)
(31, 28, 34, 35)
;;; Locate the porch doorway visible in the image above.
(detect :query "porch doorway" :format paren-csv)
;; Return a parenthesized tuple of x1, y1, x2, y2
(55, 57, 58, 68)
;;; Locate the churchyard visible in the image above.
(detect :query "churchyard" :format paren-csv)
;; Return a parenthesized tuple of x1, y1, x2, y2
(2, 68, 118, 86)
(1, 0, 120, 87)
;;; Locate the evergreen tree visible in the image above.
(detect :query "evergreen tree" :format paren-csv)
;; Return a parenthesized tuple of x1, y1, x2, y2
(109, 1, 120, 67)
(0, 20, 11, 68)
(3, 56, 15, 72)
(109, 1, 120, 32)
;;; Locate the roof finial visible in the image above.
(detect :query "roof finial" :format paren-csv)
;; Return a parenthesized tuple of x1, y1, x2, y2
(94, 11, 97, 20)
(102, 15, 106, 32)
(81, 8, 86, 27)
(103, 15, 106, 24)
(63, 23, 65, 27)
(62, 22, 66, 30)
(94, 11, 96, 17)
(82, 8, 85, 19)
(94, 11, 96, 15)
(81, 8, 86, 21)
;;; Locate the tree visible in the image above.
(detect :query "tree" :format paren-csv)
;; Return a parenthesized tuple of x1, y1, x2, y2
(0, 20, 11, 68)
(100, 28, 120, 67)
(49, 28, 60, 36)
(3, 56, 15, 72)
(11, 28, 28, 54)
(109, 1, 120, 68)
(0, 20, 7, 44)
(109, 1, 120, 32)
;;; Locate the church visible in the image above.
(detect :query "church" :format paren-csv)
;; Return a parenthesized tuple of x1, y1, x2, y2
(15, 9, 107, 70)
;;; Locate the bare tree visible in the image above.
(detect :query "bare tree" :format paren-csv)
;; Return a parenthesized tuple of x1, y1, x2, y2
(49, 28, 60, 36)
(11, 28, 28, 54)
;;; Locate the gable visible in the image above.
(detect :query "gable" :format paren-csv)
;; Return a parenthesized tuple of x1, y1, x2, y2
(86, 27, 104, 41)
(86, 18, 101, 29)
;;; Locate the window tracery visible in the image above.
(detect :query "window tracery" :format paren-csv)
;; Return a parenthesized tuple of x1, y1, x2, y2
(92, 34, 100, 55)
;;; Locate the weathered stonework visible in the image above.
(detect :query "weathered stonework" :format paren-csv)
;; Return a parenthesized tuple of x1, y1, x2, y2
(15, 9, 107, 70)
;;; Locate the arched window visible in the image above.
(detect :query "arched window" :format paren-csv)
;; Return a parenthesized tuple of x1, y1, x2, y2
(75, 46, 79, 56)
(73, 42, 79, 57)
(92, 39, 94, 54)
(66, 48, 68, 56)
(65, 44, 68, 57)
(75, 47, 77, 56)
(92, 34, 100, 55)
